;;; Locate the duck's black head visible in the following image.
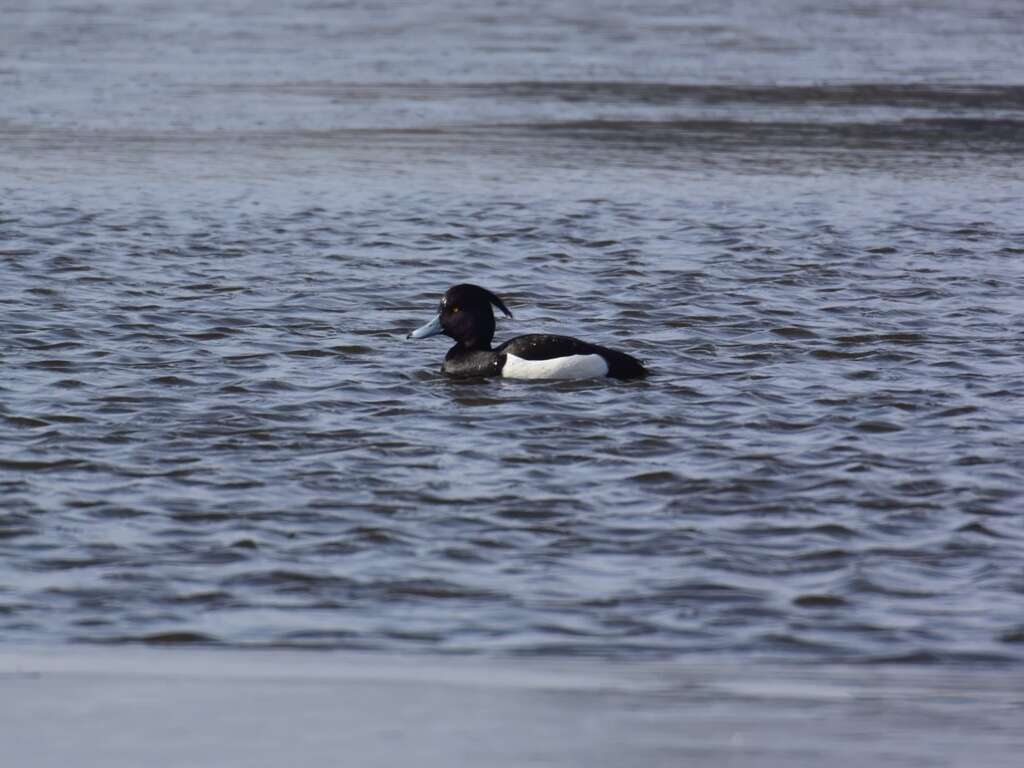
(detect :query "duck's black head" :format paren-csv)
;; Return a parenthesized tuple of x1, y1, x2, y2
(407, 283, 513, 350)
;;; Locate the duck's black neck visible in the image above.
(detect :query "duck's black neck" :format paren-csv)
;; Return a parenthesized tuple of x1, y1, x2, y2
(448, 337, 493, 356)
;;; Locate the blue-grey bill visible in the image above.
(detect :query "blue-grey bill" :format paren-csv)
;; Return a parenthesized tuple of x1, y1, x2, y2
(407, 314, 444, 339)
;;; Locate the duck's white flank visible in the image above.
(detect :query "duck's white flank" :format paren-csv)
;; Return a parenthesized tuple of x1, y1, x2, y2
(502, 353, 609, 380)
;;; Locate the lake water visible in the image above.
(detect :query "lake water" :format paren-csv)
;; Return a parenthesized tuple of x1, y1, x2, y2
(2, 0, 1023, 665)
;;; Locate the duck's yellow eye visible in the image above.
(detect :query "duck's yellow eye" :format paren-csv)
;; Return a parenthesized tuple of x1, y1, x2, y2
(451, 306, 460, 313)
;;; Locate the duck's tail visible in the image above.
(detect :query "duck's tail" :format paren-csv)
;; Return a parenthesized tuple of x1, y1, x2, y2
(602, 347, 648, 380)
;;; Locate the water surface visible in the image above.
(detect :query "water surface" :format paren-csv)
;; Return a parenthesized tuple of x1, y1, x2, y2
(2, 0, 1023, 663)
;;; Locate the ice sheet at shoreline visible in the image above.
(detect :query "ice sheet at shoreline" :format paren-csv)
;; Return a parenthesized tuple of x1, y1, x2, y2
(2, 646, 1023, 768)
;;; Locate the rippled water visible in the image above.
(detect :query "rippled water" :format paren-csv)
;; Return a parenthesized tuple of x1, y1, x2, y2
(2, 1, 1023, 663)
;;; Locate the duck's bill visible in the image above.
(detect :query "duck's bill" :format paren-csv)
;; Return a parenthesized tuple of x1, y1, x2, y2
(407, 314, 444, 339)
